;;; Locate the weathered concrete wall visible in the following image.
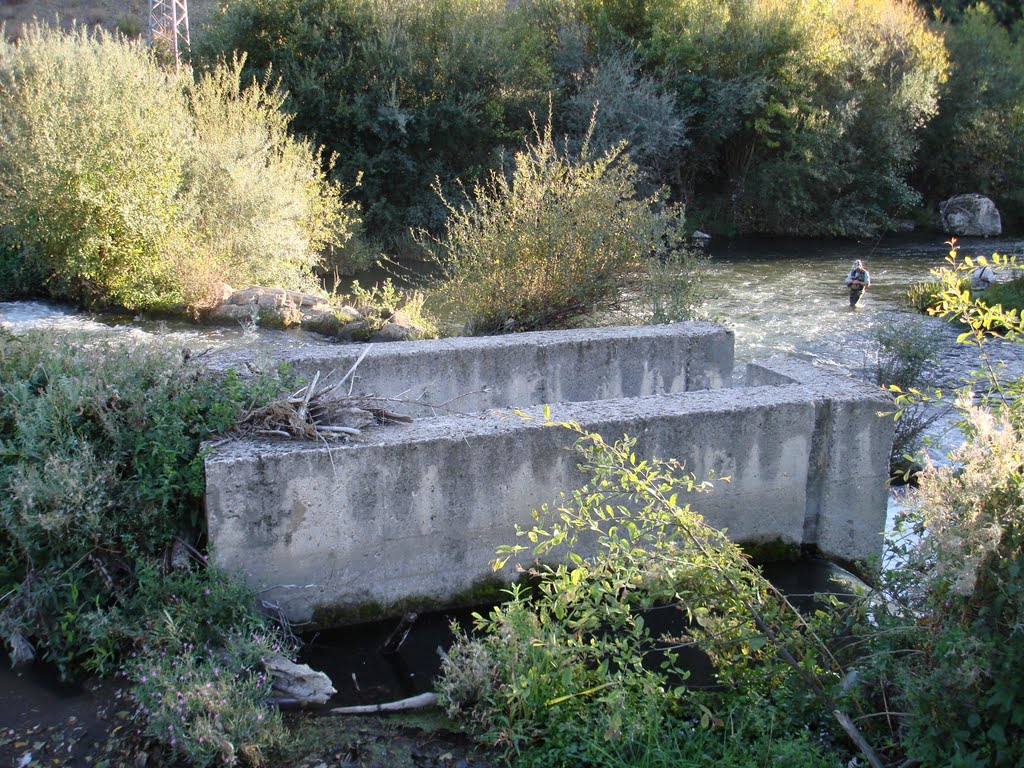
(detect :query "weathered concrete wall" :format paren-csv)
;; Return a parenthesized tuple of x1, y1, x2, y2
(746, 357, 894, 566)
(206, 322, 735, 415)
(205, 327, 893, 626)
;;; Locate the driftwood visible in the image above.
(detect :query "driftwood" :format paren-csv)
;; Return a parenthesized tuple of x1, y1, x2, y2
(381, 612, 418, 655)
(234, 348, 412, 442)
(265, 655, 337, 706)
(326, 692, 438, 715)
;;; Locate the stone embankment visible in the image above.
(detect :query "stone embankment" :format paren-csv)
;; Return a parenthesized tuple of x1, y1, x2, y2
(205, 286, 430, 342)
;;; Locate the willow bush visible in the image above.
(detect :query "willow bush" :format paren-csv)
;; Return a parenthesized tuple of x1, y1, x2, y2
(423, 118, 704, 334)
(0, 23, 357, 312)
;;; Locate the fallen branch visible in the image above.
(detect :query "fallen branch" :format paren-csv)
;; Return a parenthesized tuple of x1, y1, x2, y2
(326, 692, 438, 715)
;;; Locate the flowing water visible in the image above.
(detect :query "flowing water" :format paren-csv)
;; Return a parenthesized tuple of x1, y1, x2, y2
(700, 235, 1024, 383)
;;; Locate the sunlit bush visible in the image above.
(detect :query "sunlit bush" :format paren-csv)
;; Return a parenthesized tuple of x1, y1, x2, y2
(0, 24, 357, 311)
(439, 423, 852, 766)
(424, 117, 703, 334)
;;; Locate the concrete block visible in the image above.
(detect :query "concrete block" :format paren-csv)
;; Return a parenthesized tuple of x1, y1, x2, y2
(205, 322, 735, 416)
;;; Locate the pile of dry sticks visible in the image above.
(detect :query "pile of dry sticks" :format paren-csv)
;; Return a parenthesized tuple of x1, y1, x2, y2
(234, 347, 411, 442)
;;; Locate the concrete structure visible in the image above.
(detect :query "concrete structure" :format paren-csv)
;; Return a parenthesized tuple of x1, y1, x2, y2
(205, 322, 735, 416)
(205, 323, 893, 626)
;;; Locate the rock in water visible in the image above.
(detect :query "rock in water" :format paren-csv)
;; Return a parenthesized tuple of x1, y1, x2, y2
(940, 194, 1002, 237)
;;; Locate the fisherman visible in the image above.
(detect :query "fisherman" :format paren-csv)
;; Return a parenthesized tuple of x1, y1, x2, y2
(971, 262, 995, 292)
(844, 259, 871, 307)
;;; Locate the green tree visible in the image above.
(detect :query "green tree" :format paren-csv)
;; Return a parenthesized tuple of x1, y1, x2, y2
(915, 7, 1024, 230)
(579, 0, 947, 236)
(196, 0, 552, 240)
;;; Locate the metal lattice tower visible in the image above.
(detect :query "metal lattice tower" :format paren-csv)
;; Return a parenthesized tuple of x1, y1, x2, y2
(148, 0, 190, 67)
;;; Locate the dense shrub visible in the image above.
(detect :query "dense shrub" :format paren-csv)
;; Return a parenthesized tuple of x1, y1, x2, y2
(423, 117, 704, 334)
(0, 332, 283, 677)
(914, 7, 1024, 231)
(844, 250, 1024, 767)
(913, 0, 1024, 27)
(196, 0, 551, 240)
(0, 24, 357, 311)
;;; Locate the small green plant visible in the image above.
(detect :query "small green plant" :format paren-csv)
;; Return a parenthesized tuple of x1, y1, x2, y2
(128, 618, 289, 768)
(341, 278, 439, 339)
(423, 114, 704, 334)
(872, 318, 947, 472)
(905, 278, 951, 313)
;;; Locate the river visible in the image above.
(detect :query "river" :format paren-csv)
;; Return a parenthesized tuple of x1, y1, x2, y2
(2, 234, 1023, 719)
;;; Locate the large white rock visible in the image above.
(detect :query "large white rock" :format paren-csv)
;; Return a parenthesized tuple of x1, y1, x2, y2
(940, 194, 1002, 237)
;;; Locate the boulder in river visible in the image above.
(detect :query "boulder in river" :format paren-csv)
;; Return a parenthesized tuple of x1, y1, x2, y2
(940, 194, 1002, 237)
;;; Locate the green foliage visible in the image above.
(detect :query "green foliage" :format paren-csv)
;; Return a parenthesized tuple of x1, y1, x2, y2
(980, 271, 1024, 316)
(913, 0, 1024, 27)
(844, 243, 1024, 767)
(438, 421, 853, 765)
(178, 54, 361, 303)
(905, 278, 954, 314)
(196, 0, 950, 241)
(0, 332, 283, 677)
(127, 586, 290, 768)
(594, 0, 947, 236)
(915, 6, 1024, 230)
(873, 318, 946, 469)
(196, 0, 551, 240)
(423, 117, 704, 334)
(340, 278, 439, 339)
(0, 23, 356, 311)
(559, 49, 691, 192)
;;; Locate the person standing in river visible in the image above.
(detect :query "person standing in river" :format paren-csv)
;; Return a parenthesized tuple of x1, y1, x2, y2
(844, 259, 870, 307)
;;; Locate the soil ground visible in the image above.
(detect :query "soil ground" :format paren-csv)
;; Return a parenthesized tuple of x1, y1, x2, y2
(0, 663, 496, 768)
